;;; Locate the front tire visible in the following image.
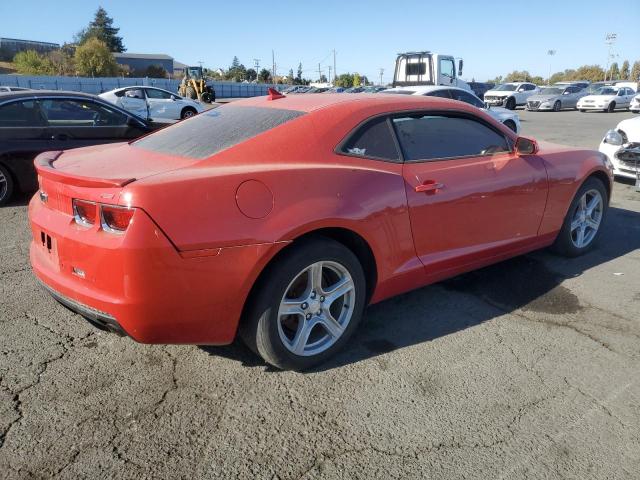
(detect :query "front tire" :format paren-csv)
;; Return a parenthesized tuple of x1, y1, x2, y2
(551, 177, 608, 257)
(506, 97, 516, 110)
(240, 237, 366, 370)
(0, 164, 14, 206)
(553, 100, 561, 112)
(606, 102, 615, 113)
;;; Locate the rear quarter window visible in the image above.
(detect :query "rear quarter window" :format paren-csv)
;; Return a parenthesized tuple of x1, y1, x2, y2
(134, 105, 304, 159)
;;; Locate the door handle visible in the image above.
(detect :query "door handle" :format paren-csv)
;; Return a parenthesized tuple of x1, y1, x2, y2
(51, 134, 69, 141)
(415, 181, 444, 193)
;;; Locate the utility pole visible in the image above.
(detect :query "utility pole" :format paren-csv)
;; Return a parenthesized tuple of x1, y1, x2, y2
(547, 50, 556, 85)
(604, 33, 617, 81)
(379, 68, 384, 86)
(272, 50, 276, 84)
(328, 66, 332, 86)
(253, 58, 260, 82)
(333, 49, 337, 83)
(318, 63, 322, 83)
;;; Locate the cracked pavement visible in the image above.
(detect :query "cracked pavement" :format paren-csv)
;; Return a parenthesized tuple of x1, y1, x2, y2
(1, 110, 640, 479)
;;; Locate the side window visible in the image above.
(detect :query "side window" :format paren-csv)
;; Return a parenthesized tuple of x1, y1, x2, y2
(125, 89, 145, 99)
(439, 58, 455, 78)
(341, 117, 399, 161)
(40, 99, 128, 127)
(146, 89, 172, 99)
(392, 114, 510, 162)
(0, 100, 45, 127)
(450, 90, 484, 108)
(425, 89, 452, 99)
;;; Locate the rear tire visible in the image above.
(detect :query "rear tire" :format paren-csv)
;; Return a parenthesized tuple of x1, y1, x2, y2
(551, 177, 608, 257)
(606, 102, 615, 113)
(506, 97, 516, 110)
(240, 237, 366, 370)
(0, 163, 14, 206)
(579, 109, 586, 112)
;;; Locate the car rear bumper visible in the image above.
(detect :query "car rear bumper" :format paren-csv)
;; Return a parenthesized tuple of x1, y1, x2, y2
(29, 195, 283, 344)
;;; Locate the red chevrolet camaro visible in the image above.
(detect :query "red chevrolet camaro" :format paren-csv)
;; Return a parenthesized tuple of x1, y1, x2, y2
(29, 91, 613, 369)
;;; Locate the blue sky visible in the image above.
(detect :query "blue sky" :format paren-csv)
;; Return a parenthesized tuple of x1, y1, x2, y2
(1, 0, 638, 82)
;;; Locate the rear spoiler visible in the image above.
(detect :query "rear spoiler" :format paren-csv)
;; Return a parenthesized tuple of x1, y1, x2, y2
(34, 151, 136, 188)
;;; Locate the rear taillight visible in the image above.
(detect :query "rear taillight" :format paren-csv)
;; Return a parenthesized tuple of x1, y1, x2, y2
(72, 200, 135, 233)
(101, 205, 135, 233)
(72, 199, 97, 227)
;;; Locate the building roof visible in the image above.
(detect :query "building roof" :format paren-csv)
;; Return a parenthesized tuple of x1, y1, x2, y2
(0, 37, 59, 47)
(113, 53, 174, 60)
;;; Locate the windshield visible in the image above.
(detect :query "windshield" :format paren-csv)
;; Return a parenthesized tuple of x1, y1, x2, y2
(494, 84, 517, 91)
(134, 105, 304, 159)
(595, 87, 617, 95)
(540, 88, 563, 95)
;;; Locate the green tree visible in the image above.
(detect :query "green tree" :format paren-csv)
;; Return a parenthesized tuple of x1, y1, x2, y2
(230, 56, 240, 69)
(334, 73, 354, 88)
(225, 58, 246, 81)
(140, 65, 167, 78)
(296, 62, 303, 84)
(47, 45, 75, 76)
(631, 61, 640, 82)
(288, 68, 294, 84)
(353, 72, 361, 87)
(570, 65, 605, 82)
(621, 60, 630, 80)
(13, 50, 53, 75)
(245, 68, 257, 82)
(76, 6, 125, 52)
(608, 62, 620, 80)
(504, 70, 532, 82)
(258, 68, 272, 83)
(74, 37, 118, 77)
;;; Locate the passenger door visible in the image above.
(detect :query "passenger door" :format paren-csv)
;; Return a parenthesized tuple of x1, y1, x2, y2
(0, 99, 49, 191)
(39, 98, 149, 150)
(144, 88, 180, 121)
(119, 88, 149, 119)
(395, 113, 548, 277)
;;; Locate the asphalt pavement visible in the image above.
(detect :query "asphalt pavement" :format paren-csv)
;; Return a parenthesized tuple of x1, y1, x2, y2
(0, 107, 639, 479)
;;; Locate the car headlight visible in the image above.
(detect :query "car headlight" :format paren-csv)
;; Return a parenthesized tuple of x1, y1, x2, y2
(603, 129, 623, 146)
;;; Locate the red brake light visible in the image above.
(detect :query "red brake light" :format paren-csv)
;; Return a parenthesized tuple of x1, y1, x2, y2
(72, 199, 97, 227)
(101, 205, 134, 233)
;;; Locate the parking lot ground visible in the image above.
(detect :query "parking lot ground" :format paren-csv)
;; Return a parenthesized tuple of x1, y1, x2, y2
(1, 110, 639, 479)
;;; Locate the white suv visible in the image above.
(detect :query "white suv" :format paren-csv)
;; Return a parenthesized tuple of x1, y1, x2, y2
(483, 82, 540, 110)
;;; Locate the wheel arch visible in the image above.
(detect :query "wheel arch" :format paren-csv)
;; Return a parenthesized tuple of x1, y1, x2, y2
(586, 169, 612, 201)
(180, 106, 197, 117)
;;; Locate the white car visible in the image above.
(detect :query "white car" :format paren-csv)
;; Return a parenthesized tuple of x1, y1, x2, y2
(599, 116, 640, 179)
(0, 86, 31, 92)
(630, 94, 640, 113)
(382, 85, 521, 133)
(99, 86, 204, 122)
(483, 82, 540, 110)
(577, 86, 636, 113)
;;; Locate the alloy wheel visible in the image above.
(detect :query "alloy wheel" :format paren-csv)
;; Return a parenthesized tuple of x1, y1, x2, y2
(570, 189, 603, 248)
(0, 169, 6, 201)
(277, 261, 355, 356)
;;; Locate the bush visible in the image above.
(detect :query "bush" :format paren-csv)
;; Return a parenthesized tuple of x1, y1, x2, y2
(74, 38, 118, 77)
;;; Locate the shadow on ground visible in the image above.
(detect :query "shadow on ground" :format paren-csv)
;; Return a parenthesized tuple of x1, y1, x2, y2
(205, 204, 640, 371)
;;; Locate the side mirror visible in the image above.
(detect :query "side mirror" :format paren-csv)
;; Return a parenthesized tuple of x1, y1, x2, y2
(515, 137, 538, 155)
(458, 59, 463, 76)
(563, 91, 570, 95)
(484, 101, 491, 109)
(171, 95, 178, 100)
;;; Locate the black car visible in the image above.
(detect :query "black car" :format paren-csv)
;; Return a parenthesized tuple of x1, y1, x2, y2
(468, 82, 495, 100)
(0, 90, 153, 205)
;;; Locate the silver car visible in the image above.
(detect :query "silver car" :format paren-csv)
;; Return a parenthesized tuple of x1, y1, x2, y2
(526, 85, 587, 112)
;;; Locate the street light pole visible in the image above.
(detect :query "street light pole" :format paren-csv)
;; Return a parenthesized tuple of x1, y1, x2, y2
(604, 33, 617, 81)
(547, 50, 556, 85)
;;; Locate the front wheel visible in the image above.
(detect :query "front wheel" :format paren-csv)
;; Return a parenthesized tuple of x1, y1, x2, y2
(553, 100, 561, 112)
(240, 237, 366, 370)
(506, 97, 516, 110)
(551, 178, 608, 257)
(606, 102, 615, 113)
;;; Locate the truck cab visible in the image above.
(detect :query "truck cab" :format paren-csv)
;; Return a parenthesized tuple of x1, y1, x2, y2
(392, 52, 470, 91)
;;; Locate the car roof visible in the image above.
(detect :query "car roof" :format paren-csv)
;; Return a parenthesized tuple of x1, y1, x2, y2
(0, 90, 101, 101)
(385, 85, 468, 94)
(227, 93, 485, 116)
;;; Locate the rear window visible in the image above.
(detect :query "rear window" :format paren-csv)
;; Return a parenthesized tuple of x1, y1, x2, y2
(134, 105, 305, 159)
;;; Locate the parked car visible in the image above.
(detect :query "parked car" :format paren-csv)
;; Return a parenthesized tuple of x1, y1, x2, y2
(630, 94, 640, 113)
(577, 86, 636, 112)
(0, 86, 31, 92)
(0, 90, 153, 205)
(553, 81, 590, 90)
(382, 85, 521, 132)
(468, 82, 495, 100)
(99, 86, 204, 122)
(599, 115, 640, 179)
(526, 85, 588, 111)
(483, 82, 540, 110)
(29, 92, 612, 370)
